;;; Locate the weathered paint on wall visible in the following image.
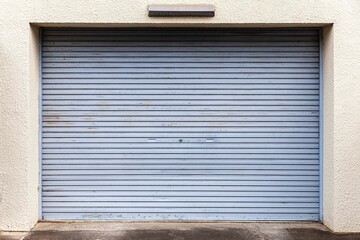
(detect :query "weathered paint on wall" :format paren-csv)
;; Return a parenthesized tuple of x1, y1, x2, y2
(0, 0, 359, 233)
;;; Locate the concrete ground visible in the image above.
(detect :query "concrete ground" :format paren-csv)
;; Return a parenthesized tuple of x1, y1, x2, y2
(1, 222, 360, 240)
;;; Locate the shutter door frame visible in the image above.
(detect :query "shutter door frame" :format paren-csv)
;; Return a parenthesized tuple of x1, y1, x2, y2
(39, 28, 322, 221)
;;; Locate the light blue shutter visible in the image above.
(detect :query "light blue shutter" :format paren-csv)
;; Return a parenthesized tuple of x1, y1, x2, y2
(41, 28, 320, 220)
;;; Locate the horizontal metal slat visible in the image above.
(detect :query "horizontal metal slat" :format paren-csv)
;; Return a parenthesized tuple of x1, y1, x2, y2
(42, 110, 319, 116)
(42, 202, 318, 208)
(42, 35, 319, 42)
(41, 207, 319, 214)
(42, 29, 319, 36)
(42, 164, 319, 170)
(43, 74, 320, 80)
(42, 185, 319, 191)
(42, 100, 320, 107)
(42, 174, 319, 181)
(42, 159, 319, 165)
(42, 51, 320, 58)
(42, 106, 319, 112)
(42, 79, 320, 85)
(42, 196, 319, 202)
(42, 84, 320, 90)
(42, 95, 320, 101)
(43, 62, 319, 68)
(42, 57, 319, 63)
(44, 117, 320, 123)
(42, 89, 320, 95)
(42, 153, 319, 159)
(41, 212, 318, 220)
(42, 142, 319, 149)
(42, 148, 319, 154)
(42, 179, 319, 186)
(42, 122, 319, 128)
(42, 137, 319, 143)
(42, 190, 319, 197)
(43, 32, 319, 38)
(42, 41, 319, 47)
(42, 46, 319, 53)
(42, 133, 319, 139)
(42, 68, 320, 74)
(42, 169, 319, 176)
(41, 127, 319, 134)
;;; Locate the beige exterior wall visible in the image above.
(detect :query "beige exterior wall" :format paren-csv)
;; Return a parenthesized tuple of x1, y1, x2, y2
(0, 0, 359, 233)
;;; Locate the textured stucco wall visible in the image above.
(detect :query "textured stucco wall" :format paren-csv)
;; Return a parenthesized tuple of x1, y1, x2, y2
(0, 0, 360, 233)
(330, 3, 360, 231)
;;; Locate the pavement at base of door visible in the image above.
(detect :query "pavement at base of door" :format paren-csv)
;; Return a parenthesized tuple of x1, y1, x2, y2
(1, 222, 360, 240)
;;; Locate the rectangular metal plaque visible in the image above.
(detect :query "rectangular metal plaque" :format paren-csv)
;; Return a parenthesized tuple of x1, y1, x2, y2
(148, 5, 215, 17)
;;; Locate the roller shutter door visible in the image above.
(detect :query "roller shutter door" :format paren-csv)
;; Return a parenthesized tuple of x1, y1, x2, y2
(41, 28, 320, 220)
